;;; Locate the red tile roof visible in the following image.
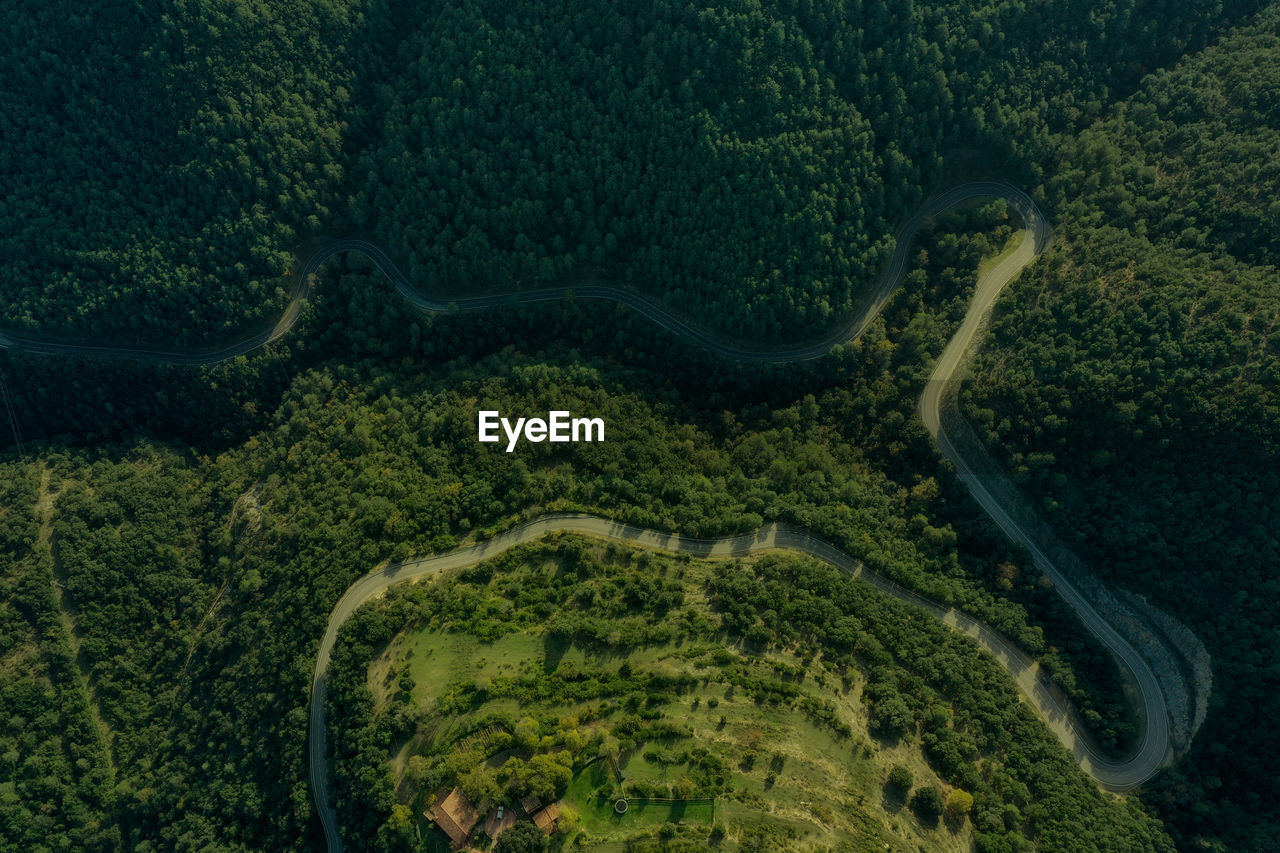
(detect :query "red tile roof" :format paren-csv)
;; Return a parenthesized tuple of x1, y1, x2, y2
(428, 788, 480, 848)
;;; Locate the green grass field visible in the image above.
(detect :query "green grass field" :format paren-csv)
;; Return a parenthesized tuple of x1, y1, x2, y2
(567, 762, 715, 835)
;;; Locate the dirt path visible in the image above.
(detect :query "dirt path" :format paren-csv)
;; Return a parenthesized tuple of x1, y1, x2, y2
(37, 465, 118, 782)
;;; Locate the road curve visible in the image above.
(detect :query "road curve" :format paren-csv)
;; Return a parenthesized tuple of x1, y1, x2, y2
(917, 201, 1171, 789)
(308, 515, 1135, 852)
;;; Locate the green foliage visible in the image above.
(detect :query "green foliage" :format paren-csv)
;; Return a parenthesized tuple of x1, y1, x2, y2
(0, 314, 1151, 850)
(0, 0, 354, 345)
(502, 752, 574, 803)
(886, 765, 913, 797)
(0, 466, 120, 850)
(707, 554, 1173, 851)
(329, 538, 1172, 851)
(965, 7, 1280, 849)
(910, 786, 945, 823)
(494, 822, 549, 853)
(948, 788, 974, 817)
(1, 0, 1250, 345)
(354, 0, 1243, 340)
(1, 2, 1273, 849)
(460, 766, 500, 804)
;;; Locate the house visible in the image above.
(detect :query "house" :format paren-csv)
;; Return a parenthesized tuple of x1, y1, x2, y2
(519, 794, 542, 816)
(483, 803, 516, 841)
(531, 801, 562, 834)
(427, 787, 481, 849)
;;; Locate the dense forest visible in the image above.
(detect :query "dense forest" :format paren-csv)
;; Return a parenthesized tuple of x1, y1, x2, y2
(0, 0, 1258, 344)
(350, 0, 1254, 339)
(0, 468, 120, 850)
(0, 0, 354, 346)
(0, 0, 1277, 851)
(962, 6, 1280, 851)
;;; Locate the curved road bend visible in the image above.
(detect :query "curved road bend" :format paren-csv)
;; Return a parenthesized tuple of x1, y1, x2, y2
(310, 511, 1157, 851)
(917, 203, 1171, 789)
(0, 181, 1178, 847)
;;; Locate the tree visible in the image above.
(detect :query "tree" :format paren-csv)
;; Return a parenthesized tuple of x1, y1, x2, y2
(556, 804, 580, 834)
(523, 752, 573, 801)
(460, 766, 500, 804)
(406, 755, 429, 783)
(947, 788, 974, 819)
(494, 822, 549, 853)
(515, 716, 541, 750)
(869, 694, 913, 737)
(911, 787, 945, 823)
(886, 765, 913, 797)
(374, 804, 416, 853)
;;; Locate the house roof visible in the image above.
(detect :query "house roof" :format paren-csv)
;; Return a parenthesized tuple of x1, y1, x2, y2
(429, 787, 481, 848)
(519, 794, 542, 815)
(532, 802, 562, 833)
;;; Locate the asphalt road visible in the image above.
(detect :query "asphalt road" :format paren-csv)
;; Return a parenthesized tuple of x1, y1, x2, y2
(917, 198, 1171, 788)
(300, 182, 1173, 851)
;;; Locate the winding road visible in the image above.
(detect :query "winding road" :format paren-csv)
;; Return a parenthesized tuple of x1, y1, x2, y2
(3, 181, 1025, 365)
(0, 181, 1184, 851)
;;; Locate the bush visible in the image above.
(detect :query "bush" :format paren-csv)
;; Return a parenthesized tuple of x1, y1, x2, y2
(911, 787, 945, 823)
(886, 765, 913, 797)
(495, 822, 549, 853)
(947, 788, 974, 818)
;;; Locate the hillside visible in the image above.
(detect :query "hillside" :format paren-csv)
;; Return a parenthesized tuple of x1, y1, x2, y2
(328, 537, 1169, 852)
(0, 2, 1275, 851)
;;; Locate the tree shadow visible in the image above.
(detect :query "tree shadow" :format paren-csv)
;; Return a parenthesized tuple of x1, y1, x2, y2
(880, 787, 906, 814)
(543, 633, 570, 674)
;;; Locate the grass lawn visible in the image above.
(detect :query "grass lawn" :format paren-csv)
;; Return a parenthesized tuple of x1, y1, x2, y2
(565, 761, 715, 836)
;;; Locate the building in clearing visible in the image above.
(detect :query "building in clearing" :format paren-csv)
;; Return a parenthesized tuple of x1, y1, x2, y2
(427, 787, 481, 849)
(519, 794, 542, 816)
(531, 801, 562, 834)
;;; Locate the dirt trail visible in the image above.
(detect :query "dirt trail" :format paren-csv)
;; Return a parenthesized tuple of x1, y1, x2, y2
(37, 465, 118, 781)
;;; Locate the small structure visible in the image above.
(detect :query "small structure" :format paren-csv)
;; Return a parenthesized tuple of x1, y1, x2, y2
(519, 794, 543, 816)
(427, 787, 481, 850)
(483, 803, 516, 841)
(532, 801, 563, 834)
(614, 799, 629, 815)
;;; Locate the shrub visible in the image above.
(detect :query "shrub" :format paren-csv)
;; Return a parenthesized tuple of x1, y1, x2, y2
(886, 765, 913, 797)
(947, 788, 974, 818)
(494, 822, 548, 853)
(911, 787, 945, 823)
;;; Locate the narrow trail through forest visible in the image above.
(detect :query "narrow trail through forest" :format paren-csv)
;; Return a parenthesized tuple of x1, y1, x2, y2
(35, 465, 119, 782)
